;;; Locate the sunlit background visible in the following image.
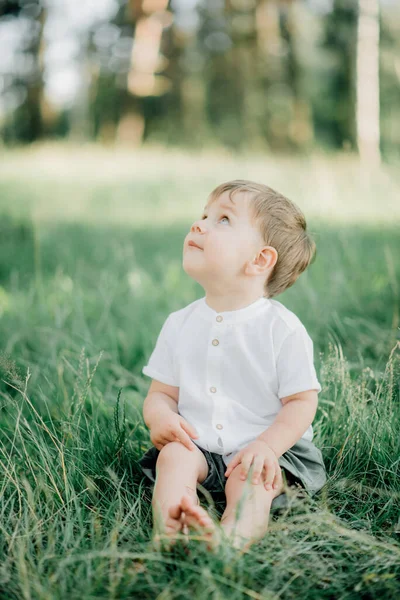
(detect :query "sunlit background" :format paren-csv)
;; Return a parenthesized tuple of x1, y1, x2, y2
(1, 2, 400, 597)
(0, 0, 399, 160)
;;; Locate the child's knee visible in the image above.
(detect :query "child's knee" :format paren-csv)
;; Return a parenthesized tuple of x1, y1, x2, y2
(155, 441, 209, 483)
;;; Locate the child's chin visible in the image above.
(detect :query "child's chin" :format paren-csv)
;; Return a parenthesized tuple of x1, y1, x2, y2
(182, 263, 201, 278)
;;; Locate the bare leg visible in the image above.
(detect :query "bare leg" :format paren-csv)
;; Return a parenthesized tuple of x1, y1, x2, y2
(151, 441, 209, 548)
(219, 464, 286, 553)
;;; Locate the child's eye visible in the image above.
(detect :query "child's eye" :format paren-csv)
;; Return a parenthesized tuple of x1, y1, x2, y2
(201, 215, 229, 223)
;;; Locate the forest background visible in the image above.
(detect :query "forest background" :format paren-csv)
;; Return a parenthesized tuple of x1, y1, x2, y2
(0, 0, 399, 159)
(0, 1, 399, 599)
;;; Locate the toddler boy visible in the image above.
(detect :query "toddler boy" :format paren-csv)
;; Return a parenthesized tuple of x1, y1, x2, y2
(139, 180, 327, 553)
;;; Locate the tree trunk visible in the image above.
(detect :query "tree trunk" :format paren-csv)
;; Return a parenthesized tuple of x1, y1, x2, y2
(69, 33, 91, 141)
(280, 0, 314, 150)
(356, 0, 381, 165)
(16, 6, 46, 142)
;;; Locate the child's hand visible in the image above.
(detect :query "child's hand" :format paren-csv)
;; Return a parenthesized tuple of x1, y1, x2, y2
(150, 413, 199, 452)
(224, 440, 283, 491)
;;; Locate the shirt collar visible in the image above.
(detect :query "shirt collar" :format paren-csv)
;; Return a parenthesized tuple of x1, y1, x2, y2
(197, 295, 270, 324)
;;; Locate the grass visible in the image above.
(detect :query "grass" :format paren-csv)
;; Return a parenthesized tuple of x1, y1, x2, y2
(0, 142, 399, 599)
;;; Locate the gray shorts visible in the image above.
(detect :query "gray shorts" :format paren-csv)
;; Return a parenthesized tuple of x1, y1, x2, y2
(138, 437, 327, 511)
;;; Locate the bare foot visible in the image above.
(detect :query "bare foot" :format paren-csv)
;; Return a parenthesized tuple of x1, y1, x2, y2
(151, 501, 188, 552)
(179, 494, 223, 551)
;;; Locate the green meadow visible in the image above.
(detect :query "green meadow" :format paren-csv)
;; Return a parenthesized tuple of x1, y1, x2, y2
(0, 144, 399, 599)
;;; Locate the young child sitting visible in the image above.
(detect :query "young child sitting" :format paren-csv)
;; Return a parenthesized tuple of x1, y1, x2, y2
(138, 179, 327, 554)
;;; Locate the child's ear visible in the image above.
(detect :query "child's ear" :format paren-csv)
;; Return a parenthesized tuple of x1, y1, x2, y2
(246, 246, 277, 275)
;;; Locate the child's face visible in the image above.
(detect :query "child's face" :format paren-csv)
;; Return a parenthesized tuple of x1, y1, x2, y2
(183, 191, 266, 292)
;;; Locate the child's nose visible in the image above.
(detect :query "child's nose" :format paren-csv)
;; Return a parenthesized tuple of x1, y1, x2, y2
(191, 221, 204, 233)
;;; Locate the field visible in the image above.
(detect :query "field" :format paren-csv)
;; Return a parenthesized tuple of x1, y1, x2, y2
(0, 143, 399, 599)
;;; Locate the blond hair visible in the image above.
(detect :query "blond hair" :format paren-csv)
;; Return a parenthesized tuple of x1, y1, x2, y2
(207, 180, 317, 298)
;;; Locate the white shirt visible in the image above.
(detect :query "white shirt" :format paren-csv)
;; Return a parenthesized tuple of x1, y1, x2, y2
(142, 296, 322, 467)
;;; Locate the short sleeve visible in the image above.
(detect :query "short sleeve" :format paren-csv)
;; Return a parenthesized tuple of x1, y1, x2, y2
(142, 314, 179, 386)
(276, 326, 321, 399)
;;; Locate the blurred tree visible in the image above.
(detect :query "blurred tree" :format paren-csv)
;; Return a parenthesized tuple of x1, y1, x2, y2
(279, 0, 313, 150)
(144, 0, 187, 145)
(224, 0, 263, 149)
(356, 0, 380, 165)
(69, 30, 92, 141)
(160, 0, 209, 146)
(118, 0, 172, 145)
(199, 0, 243, 149)
(199, 0, 313, 151)
(86, 0, 173, 145)
(1, 0, 46, 143)
(314, 0, 358, 150)
(380, 1, 400, 159)
(0, 0, 399, 155)
(90, 2, 136, 143)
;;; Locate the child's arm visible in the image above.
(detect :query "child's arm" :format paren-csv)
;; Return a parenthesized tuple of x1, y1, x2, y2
(256, 389, 319, 458)
(143, 379, 179, 428)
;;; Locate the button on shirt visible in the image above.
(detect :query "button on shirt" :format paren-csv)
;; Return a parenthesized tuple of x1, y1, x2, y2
(142, 296, 322, 467)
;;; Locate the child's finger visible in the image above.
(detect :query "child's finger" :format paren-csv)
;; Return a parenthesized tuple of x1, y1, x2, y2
(224, 455, 241, 477)
(173, 432, 196, 451)
(273, 467, 283, 491)
(179, 420, 198, 439)
(240, 455, 253, 480)
(250, 456, 264, 484)
(263, 461, 275, 490)
(224, 463, 235, 477)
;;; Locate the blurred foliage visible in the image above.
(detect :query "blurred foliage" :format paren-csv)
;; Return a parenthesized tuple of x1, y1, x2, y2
(0, 0, 399, 157)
